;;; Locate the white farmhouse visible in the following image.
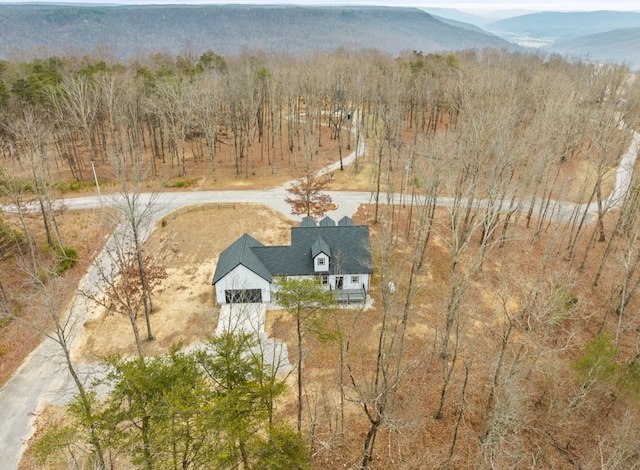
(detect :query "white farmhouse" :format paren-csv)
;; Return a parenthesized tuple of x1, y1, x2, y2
(212, 216, 373, 304)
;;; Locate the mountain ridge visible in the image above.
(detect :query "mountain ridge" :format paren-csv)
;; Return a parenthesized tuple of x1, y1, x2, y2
(487, 10, 640, 40)
(543, 27, 640, 70)
(0, 4, 517, 60)
(482, 10, 640, 69)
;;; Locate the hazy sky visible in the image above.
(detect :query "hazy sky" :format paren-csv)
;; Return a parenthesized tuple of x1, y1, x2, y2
(0, 0, 638, 13)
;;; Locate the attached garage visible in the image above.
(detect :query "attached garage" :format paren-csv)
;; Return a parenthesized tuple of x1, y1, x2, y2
(213, 236, 272, 305)
(225, 289, 262, 304)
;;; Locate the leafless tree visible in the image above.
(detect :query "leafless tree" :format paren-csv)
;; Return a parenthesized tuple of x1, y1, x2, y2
(193, 73, 224, 181)
(46, 75, 101, 172)
(8, 109, 66, 253)
(99, 141, 164, 344)
(94, 71, 129, 164)
(223, 55, 266, 178)
(148, 76, 197, 177)
(345, 203, 425, 468)
(82, 209, 167, 356)
(2, 271, 107, 469)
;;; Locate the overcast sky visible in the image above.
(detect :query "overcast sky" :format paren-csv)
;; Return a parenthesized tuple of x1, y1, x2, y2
(0, 0, 638, 13)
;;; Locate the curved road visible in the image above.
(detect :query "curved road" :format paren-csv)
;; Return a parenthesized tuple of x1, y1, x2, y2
(0, 131, 638, 468)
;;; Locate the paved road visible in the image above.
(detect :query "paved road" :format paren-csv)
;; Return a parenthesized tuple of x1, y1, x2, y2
(0, 138, 366, 469)
(0, 129, 638, 469)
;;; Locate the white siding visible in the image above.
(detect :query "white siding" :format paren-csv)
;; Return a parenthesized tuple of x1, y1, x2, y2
(214, 265, 271, 304)
(216, 268, 370, 306)
(328, 273, 370, 291)
(271, 273, 369, 292)
(268, 273, 371, 308)
(314, 253, 329, 272)
(270, 275, 306, 299)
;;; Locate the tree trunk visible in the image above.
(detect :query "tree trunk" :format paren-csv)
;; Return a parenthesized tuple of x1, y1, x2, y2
(296, 313, 303, 432)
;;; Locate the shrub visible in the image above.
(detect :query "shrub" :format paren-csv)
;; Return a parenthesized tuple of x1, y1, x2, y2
(54, 246, 78, 275)
(53, 181, 95, 193)
(572, 332, 618, 382)
(0, 213, 26, 259)
(0, 177, 33, 193)
(549, 283, 578, 325)
(36, 268, 49, 285)
(165, 178, 198, 189)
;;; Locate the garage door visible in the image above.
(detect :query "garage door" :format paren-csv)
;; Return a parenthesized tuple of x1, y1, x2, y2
(225, 289, 262, 303)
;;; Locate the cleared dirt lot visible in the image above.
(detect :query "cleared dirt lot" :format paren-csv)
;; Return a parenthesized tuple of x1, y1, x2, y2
(73, 203, 296, 359)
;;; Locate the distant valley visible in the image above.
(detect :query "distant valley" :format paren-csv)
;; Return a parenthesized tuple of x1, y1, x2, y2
(541, 27, 640, 70)
(431, 9, 640, 70)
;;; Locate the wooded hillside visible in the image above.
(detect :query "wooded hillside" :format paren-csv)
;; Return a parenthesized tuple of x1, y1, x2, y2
(0, 4, 516, 60)
(2, 47, 640, 469)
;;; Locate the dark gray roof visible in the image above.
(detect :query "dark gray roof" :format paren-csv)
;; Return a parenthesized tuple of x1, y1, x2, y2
(251, 245, 301, 277)
(213, 222, 373, 284)
(319, 216, 336, 227)
(212, 233, 272, 284)
(311, 236, 331, 258)
(300, 216, 316, 227)
(338, 216, 355, 226)
(258, 224, 372, 276)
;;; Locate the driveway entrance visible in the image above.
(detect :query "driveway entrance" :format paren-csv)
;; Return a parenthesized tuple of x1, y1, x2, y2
(215, 303, 266, 336)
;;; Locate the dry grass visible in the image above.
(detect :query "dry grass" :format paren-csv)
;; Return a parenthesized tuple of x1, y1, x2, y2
(17, 195, 640, 469)
(73, 204, 295, 359)
(6, 112, 639, 469)
(0, 209, 108, 386)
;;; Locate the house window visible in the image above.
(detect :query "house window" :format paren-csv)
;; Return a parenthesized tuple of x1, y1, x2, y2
(321, 275, 328, 285)
(351, 275, 359, 284)
(317, 257, 326, 266)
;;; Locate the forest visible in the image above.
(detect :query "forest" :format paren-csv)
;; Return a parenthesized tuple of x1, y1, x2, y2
(1, 46, 640, 469)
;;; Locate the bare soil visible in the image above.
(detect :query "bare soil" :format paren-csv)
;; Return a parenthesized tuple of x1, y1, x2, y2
(6, 115, 635, 469)
(73, 204, 296, 359)
(17, 195, 639, 469)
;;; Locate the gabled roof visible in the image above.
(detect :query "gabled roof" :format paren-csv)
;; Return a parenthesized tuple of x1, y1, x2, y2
(300, 216, 316, 227)
(319, 216, 336, 227)
(212, 233, 272, 284)
(311, 236, 331, 258)
(213, 218, 373, 285)
(338, 216, 355, 226)
(287, 224, 372, 275)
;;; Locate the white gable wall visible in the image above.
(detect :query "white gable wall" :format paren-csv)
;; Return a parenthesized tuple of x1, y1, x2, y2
(214, 264, 271, 304)
(314, 253, 329, 272)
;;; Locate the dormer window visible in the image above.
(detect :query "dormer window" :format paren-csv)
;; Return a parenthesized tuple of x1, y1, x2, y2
(312, 236, 331, 273)
(314, 253, 329, 272)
